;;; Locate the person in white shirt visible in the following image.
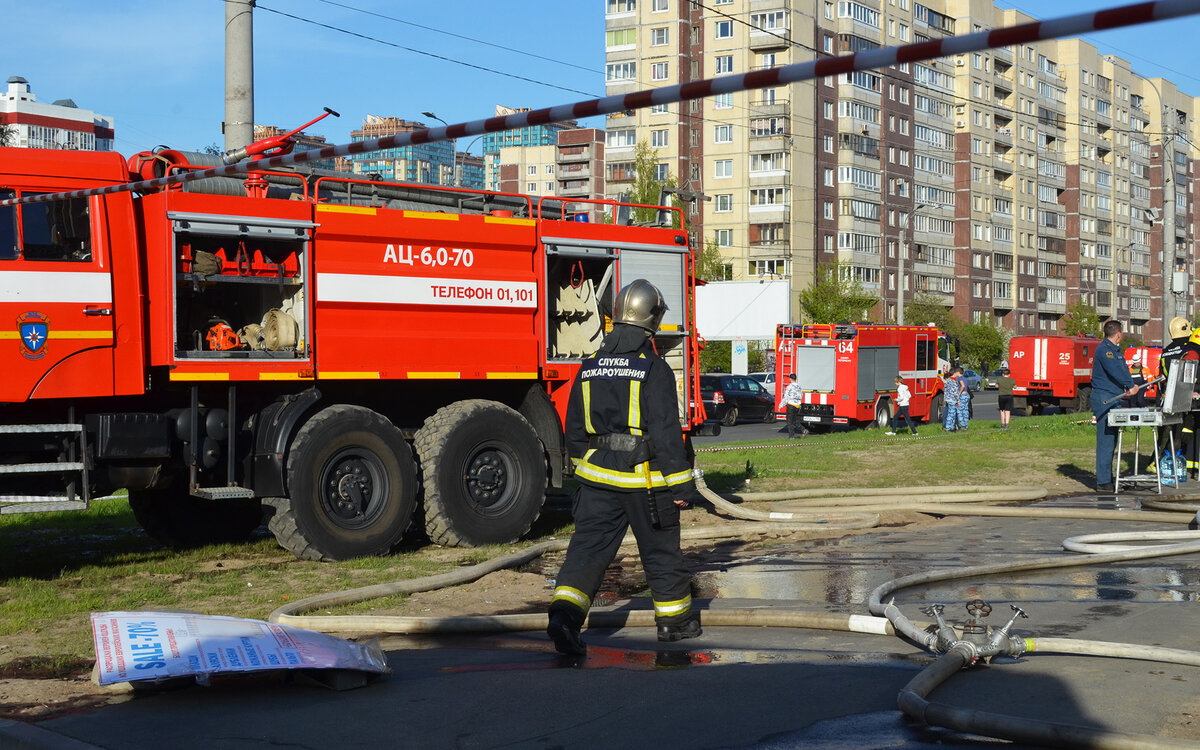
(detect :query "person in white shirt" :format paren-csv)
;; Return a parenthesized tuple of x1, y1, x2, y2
(778, 373, 808, 439)
(886, 375, 918, 436)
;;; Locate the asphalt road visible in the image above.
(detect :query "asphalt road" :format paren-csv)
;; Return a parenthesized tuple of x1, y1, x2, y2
(694, 389, 1011, 445)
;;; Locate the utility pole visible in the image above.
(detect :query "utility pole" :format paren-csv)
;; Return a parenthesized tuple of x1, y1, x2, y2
(1134, 72, 1177, 331)
(224, 0, 255, 154)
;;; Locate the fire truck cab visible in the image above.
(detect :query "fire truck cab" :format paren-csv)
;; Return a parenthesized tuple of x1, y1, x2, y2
(772, 323, 951, 429)
(0, 146, 704, 561)
(1007, 335, 1098, 414)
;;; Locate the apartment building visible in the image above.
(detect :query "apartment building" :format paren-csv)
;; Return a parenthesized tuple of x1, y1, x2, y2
(1, 76, 114, 151)
(603, 0, 1197, 341)
(496, 128, 607, 217)
(347, 115, 485, 189)
(482, 106, 578, 190)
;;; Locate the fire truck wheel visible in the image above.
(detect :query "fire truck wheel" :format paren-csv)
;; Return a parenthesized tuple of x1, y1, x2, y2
(415, 400, 546, 548)
(1074, 386, 1092, 413)
(269, 406, 417, 561)
(873, 401, 892, 429)
(128, 485, 264, 549)
(721, 407, 739, 427)
(928, 394, 945, 424)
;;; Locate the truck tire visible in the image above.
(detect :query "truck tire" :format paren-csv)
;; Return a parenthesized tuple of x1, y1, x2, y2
(928, 394, 944, 424)
(129, 486, 263, 549)
(1074, 386, 1092, 413)
(267, 405, 416, 561)
(415, 400, 546, 547)
(721, 406, 739, 427)
(872, 400, 891, 429)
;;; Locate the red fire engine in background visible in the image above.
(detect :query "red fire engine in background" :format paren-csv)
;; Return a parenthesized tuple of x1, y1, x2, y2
(0, 143, 705, 560)
(1007, 335, 1097, 414)
(772, 323, 952, 429)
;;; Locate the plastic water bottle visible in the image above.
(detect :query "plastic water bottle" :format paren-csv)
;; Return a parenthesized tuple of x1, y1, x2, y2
(1160, 453, 1177, 486)
(1177, 451, 1189, 484)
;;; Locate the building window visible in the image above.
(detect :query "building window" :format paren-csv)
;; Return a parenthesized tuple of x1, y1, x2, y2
(714, 93, 732, 109)
(546, 165, 555, 174)
(714, 124, 733, 143)
(545, 182, 554, 192)
(652, 0, 668, 11)
(651, 129, 669, 147)
(715, 20, 733, 38)
(654, 163, 669, 181)
(651, 27, 669, 46)
(605, 29, 636, 48)
(606, 129, 636, 148)
(651, 62, 669, 81)
(607, 0, 636, 12)
(527, 182, 536, 192)
(715, 194, 733, 212)
(527, 165, 536, 175)
(715, 55, 734, 74)
(715, 229, 733, 247)
(605, 62, 637, 82)
(715, 159, 733, 178)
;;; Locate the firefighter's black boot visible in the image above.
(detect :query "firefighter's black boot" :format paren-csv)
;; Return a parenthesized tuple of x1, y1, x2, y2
(657, 616, 702, 642)
(547, 610, 587, 656)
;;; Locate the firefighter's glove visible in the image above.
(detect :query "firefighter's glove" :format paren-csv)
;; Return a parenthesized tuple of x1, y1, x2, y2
(649, 490, 680, 530)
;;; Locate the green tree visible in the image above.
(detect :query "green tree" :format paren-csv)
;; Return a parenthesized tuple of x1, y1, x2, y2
(627, 140, 679, 225)
(694, 237, 726, 282)
(796, 261, 878, 324)
(904, 291, 960, 336)
(958, 321, 1007, 371)
(0, 125, 15, 148)
(699, 339, 731, 373)
(1061, 300, 1102, 339)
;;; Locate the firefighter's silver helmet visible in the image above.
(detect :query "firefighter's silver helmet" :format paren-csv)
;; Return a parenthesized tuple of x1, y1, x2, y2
(613, 279, 668, 333)
(1169, 316, 1192, 339)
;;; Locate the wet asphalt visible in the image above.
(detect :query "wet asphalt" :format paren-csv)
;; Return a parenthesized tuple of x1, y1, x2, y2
(10, 485, 1200, 749)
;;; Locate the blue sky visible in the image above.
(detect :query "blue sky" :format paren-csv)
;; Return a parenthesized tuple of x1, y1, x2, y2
(4, 0, 1198, 157)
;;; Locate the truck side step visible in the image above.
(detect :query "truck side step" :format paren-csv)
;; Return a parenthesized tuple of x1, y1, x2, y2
(0, 462, 86, 474)
(191, 486, 257, 500)
(0, 424, 84, 434)
(0, 498, 90, 514)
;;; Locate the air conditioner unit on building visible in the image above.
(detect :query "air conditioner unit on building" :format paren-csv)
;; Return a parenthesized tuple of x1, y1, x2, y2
(956, 120, 965, 128)
(956, 58, 966, 67)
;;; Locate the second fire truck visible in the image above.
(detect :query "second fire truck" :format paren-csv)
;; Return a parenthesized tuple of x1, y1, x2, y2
(772, 323, 952, 429)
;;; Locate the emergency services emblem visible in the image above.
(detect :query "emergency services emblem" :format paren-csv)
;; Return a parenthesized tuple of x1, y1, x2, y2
(17, 311, 49, 360)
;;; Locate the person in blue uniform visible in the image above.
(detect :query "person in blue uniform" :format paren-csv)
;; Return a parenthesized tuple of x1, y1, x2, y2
(1090, 320, 1140, 493)
(546, 279, 700, 657)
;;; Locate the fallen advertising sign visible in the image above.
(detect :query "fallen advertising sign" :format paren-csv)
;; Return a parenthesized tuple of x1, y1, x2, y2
(91, 611, 389, 687)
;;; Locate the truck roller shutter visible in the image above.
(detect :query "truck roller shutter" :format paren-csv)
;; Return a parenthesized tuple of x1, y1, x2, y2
(613, 246, 687, 332)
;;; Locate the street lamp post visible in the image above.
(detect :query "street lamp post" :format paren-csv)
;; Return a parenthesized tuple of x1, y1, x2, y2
(1123, 68, 1177, 333)
(894, 178, 932, 325)
(421, 111, 458, 186)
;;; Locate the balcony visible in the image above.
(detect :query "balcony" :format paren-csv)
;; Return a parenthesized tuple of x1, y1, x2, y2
(750, 27, 790, 51)
(557, 183, 592, 198)
(749, 170, 790, 187)
(558, 146, 594, 163)
(558, 162, 593, 178)
(993, 126, 1013, 147)
(750, 101, 790, 119)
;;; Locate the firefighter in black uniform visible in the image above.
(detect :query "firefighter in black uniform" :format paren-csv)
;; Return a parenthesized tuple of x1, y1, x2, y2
(547, 279, 700, 656)
(1158, 317, 1196, 462)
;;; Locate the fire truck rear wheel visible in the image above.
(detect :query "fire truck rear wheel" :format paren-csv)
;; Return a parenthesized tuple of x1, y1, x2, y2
(268, 405, 417, 561)
(873, 401, 892, 429)
(929, 394, 944, 424)
(128, 483, 264, 549)
(415, 400, 546, 548)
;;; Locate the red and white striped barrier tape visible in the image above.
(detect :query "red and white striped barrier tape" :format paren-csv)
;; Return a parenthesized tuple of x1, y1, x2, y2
(3, 0, 1197, 207)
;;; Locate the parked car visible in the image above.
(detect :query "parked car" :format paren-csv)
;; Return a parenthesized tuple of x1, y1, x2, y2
(748, 372, 776, 388)
(960, 369, 984, 392)
(700, 374, 776, 426)
(985, 369, 1005, 389)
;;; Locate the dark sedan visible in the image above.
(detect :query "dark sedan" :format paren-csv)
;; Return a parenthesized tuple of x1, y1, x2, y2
(700, 374, 776, 426)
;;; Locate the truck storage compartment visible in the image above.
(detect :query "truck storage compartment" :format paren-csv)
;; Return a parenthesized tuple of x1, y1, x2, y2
(170, 212, 313, 360)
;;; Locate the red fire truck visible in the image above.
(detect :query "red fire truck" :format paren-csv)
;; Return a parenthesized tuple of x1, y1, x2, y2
(0, 144, 705, 560)
(772, 323, 952, 429)
(1007, 335, 1098, 414)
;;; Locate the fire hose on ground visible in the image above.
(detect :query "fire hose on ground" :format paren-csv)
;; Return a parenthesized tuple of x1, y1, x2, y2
(270, 477, 1200, 748)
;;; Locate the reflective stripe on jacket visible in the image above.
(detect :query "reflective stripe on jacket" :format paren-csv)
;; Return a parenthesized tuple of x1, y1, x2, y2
(566, 344, 695, 497)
